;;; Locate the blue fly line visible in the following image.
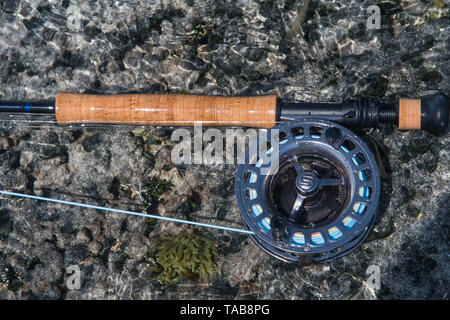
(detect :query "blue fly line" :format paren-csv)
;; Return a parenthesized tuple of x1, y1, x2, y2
(0, 190, 255, 235)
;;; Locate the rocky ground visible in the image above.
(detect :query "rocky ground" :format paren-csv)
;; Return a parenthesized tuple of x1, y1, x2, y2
(0, 0, 449, 299)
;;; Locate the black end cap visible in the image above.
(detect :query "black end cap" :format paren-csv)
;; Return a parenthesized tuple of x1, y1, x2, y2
(421, 92, 449, 136)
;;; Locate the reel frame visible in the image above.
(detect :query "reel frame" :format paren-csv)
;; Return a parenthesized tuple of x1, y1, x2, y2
(235, 119, 381, 263)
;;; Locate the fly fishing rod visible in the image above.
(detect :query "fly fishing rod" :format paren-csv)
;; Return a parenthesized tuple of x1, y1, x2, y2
(0, 91, 448, 263)
(0, 91, 448, 135)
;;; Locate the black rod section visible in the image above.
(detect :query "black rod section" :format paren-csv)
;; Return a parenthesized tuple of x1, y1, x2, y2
(279, 99, 398, 128)
(0, 100, 55, 113)
(278, 92, 448, 136)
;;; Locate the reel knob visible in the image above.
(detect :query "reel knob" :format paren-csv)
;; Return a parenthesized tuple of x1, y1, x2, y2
(295, 171, 320, 197)
(270, 215, 288, 244)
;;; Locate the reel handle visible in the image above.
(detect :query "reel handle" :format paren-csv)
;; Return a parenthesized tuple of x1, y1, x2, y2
(54, 92, 278, 128)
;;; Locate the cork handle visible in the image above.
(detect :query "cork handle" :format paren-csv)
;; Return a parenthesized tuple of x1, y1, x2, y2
(398, 98, 421, 130)
(55, 93, 278, 128)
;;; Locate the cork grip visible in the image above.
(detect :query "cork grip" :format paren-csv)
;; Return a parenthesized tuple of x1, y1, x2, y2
(398, 98, 421, 130)
(55, 93, 278, 128)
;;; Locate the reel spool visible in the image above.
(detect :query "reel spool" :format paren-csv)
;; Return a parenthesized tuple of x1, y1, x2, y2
(235, 119, 380, 263)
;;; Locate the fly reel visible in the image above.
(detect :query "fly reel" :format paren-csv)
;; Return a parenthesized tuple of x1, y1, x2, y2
(235, 119, 380, 263)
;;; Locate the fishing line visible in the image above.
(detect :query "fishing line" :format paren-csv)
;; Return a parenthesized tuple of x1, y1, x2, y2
(0, 190, 255, 235)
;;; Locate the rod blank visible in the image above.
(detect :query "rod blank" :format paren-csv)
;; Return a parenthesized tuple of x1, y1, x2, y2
(0, 101, 55, 113)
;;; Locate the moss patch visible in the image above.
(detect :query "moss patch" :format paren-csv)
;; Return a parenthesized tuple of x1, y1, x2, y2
(150, 229, 218, 288)
(141, 177, 172, 211)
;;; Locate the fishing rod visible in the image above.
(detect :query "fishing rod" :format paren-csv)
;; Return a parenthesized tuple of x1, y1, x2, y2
(0, 91, 448, 135)
(0, 191, 254, 235)
(0, 91, 448, 263)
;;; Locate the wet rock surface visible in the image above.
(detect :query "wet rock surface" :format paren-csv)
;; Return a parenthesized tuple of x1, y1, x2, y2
(0, 0, 449, 299)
